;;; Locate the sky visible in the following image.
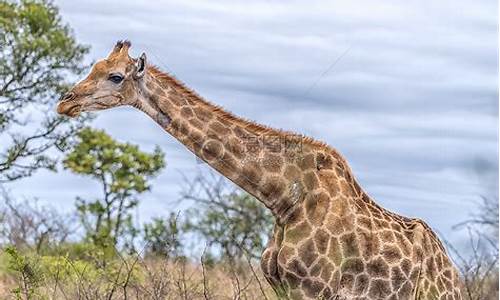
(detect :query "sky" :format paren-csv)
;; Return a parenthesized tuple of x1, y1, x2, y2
(8, 0, 498, 252)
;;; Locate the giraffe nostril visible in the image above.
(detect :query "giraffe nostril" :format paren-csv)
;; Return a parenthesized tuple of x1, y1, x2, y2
(61, 92, 75, 101)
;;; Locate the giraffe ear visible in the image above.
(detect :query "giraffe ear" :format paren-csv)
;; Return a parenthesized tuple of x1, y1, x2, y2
(134, 52, 147, 79)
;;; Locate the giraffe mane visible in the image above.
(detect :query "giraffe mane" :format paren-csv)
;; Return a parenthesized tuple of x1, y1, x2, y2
(147, 64, 333, 150)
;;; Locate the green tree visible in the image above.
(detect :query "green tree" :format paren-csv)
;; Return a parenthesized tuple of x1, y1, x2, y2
(143, 213, 182, 258)
(0, 0, 89, 183)
(182, 172, 273, 260)
(63, 128, 165, 253)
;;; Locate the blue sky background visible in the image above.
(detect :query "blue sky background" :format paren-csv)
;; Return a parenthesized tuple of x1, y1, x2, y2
(7, 0, 498, 252)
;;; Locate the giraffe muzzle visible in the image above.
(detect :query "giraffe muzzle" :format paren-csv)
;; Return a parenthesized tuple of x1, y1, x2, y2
(57, 92, 81, 117)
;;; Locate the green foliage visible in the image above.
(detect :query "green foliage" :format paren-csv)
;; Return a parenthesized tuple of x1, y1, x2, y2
(64, 128, 165, 254)
(43, 241, 99, 261)
(37, 252, 142, 288)
(64, 127, 165, 194)
(143, 213, 182, 258)
(4, 245, 43, 299)
(184, 184, 274, 260)
(0, 0, 89, 182)
(2, 245, 145, 299)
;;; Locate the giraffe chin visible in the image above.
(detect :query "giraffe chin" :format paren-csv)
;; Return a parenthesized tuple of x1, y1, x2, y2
(56, 101, 81, 118)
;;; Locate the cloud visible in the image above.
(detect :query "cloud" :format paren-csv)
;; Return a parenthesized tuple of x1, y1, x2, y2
(9, 0, 497, 251)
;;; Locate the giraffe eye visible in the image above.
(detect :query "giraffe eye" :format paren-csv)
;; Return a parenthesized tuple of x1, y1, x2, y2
(108, 74, 124, 84)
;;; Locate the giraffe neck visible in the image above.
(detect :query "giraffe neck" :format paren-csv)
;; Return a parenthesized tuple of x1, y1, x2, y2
(135, 66, 333, 223)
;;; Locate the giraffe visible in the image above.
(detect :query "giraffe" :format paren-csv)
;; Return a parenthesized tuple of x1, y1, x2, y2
(57, 41, 463, 300)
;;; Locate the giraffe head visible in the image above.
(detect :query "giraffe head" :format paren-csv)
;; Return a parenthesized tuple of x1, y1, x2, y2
(57, 40, 147, 117)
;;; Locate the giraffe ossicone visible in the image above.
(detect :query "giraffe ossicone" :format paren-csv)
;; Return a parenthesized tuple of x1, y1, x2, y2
(57, 41, 463, 300)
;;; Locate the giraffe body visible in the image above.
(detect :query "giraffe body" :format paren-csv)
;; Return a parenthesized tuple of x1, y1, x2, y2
(259, 153, 463, 299)
(56, 41, 463, 300)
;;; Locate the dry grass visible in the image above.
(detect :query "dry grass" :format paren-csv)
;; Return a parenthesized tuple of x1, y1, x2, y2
(1, 251, 498, 300)
(0, 255, 277, 300)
